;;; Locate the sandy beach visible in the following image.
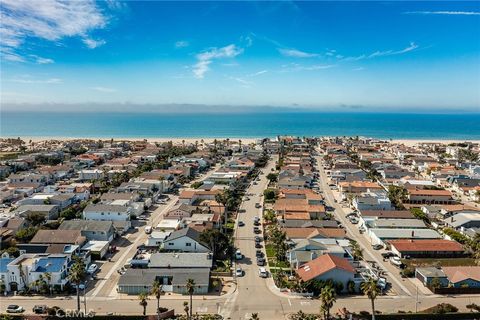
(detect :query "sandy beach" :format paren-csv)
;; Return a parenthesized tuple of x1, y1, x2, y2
(14, 137, 480, 146)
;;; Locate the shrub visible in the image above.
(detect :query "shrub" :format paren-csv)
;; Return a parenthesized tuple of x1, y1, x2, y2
(423, 303, 458, 314)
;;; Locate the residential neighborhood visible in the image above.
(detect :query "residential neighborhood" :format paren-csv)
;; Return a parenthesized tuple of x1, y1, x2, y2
(0, 136, 479, 319)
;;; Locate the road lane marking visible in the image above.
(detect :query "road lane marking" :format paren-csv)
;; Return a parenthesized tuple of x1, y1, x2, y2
(288, 299, 292, 306)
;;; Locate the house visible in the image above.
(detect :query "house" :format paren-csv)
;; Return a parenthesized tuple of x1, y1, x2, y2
(162, 227, 210, 253)
(285, 228, 346, 240)
(365, 219, 427, 230)
(30, 230, 86, 246)
(288, 239, 351, 268)
(15, 204, 60, 220)
(368, 228, 442, 246)
(117, 268, 210, 295)
(5, 254, 71, 292)
(83, 204, 132, 228)
(156, 219, 181, 231)
(353, 192, 392, 211)
(339, 181, 383, 197)
(444, 213, 480, 230)
(415, 267, 449, 287)
(146, 231, 171, 247)
(279, 219, 339, 229)
(358, 210, 414, 228)
(442, 266, 480, 288)
(274, 199, 326, 220)
(407, 189, 454, 205)
(78, 169, 104, 181)
(164, 204, 195, 220)
(81, 240, 110, 259)
(119, 252, 212, 294)
(389, 239, 464, 258)
(58, 220, 115, 242)
(295, 254, 356, 292)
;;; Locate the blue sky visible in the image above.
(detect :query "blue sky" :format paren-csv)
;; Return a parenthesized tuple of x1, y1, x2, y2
(1, 1, 479, 112)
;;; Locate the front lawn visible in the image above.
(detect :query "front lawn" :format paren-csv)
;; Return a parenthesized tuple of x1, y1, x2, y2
(265, 244, 275, 258)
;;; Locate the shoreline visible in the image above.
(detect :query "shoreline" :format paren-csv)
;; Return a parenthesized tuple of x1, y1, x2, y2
(3, 137, 480, 146)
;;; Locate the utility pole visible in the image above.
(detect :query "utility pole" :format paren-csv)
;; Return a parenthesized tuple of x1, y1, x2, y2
(84, 286, 87, 315)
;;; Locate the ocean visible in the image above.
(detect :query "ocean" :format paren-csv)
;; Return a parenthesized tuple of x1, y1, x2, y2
(1, 112, 480, 140)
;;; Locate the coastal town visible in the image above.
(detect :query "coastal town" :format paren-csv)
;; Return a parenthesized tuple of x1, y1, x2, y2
(0, 137, 479, 319)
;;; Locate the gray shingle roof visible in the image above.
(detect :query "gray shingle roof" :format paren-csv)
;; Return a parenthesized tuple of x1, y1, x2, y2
(148, 252, 213, 268)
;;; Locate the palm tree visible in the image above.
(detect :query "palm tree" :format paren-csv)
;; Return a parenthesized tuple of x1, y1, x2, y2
(138, 292, 148, 316)
(44, 272, 52, 295)
(183, 301, 189, 319)
(320, 284, 336, 319)
(151, 280, 163, 320)
(67, 258, 86, 312)
(186, 278, 195, 320)
(361, 277, 380, 320)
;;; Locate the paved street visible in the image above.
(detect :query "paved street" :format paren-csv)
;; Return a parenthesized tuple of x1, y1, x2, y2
(1, 157, 478, 318)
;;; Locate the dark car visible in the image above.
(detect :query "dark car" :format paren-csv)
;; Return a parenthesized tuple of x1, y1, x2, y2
(381, 252, 395, 259)
(238, 221, 245, 227)
(255, 243, 263, 248)
(256, 257, 266, 266)
(253, 221, 260, 226)
(254, 236, 262, 243)
(33, 305, 48, 314)
(372, 244, 384, 250)
(253, 227, 261, 234)
(256, 250, 263, 258)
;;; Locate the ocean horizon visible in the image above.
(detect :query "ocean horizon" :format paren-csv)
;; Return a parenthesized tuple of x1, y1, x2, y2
(1, 111, 480, 140)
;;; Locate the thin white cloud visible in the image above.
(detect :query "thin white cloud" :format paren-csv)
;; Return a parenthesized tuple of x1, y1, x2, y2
(193, 44, 244, 79)
(248, 70, 268, 77)
(278, 48, 318, 58)
(175, 41, 189, 48)
(92, 86, 117, 93)
(405, 11, 480, 16)
(230, 77, 252, 86)
(30, 55, 54, 64)
(280, 63, 335, 72)
(83, 38, 106, 49)
(344, 42, 419, 61)
(11, 77, 62, 84)
(0, 0, 110, 61)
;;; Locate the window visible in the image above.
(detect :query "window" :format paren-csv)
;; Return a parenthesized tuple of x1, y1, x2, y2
(186, 243, 191, 246)
(168, 242, 174, 246)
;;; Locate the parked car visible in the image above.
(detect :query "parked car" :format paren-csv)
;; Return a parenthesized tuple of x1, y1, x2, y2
(256, 250, 264, 258)
(255, 243, 262, 249)
(87, 264, 98, 274)
(254, 236, 262, 243)
(389, 256, 402, 267)
(33, 305, 48, 314)
(235, 267, 244, 277)
(144, 226, 152, 234)
(6, 305, 24, 313)
(381, 252, 395, 259)
(253, 227, 261, 234)
(258, 267, 268, 278)
(256, 257, 265, 266)
(372, 244, 384, 250)
(235, 250, 243, 260)
(238, 221, 245, 227)
(255, 203, 262, 208)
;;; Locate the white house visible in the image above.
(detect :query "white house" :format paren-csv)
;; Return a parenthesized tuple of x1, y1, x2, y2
(162, 227, 210, 253)
(83, 204, 132, 229)
(78, 169, 104, 181)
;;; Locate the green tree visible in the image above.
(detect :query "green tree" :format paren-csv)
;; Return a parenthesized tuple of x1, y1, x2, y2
(387, 185, 408, 209)
(67, 257, 87, 312)
(186, 278, 195, 320)
(138, 292, 148, 315)
(410, 208, 430, 223)
(15, 227, 38, 243)
(361, 277, 380, 320)
(200, 229, 233, 260)
(266, 173, 278, 182)
(320, 284, 336, 319)
(151, 280, 163, 320)
(263, 188, 277, 201)
(25, 212, 46, 226)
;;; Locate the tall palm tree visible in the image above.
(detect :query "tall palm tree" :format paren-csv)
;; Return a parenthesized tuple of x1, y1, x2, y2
(186, 278, 196, 320)
(320, 284, 336, 319)
(67, 259, 86, 312)
(361, 277, 380, 320)
(138, 292, 148, 316)
(151, 280, 163, 320)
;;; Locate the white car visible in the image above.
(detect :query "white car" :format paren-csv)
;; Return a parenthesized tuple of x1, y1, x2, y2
(389, 256, 402, 267)
(6, 305, 24, 313)
(235, 250, 243, 260)
(235, 267, 243, 277)
(259, 267, 268, 278)
(87, 264, 98, 274)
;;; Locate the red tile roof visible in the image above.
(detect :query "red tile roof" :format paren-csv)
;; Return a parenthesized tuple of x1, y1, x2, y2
(296, 254, 355, 282)
(389, 239, 464, 253)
